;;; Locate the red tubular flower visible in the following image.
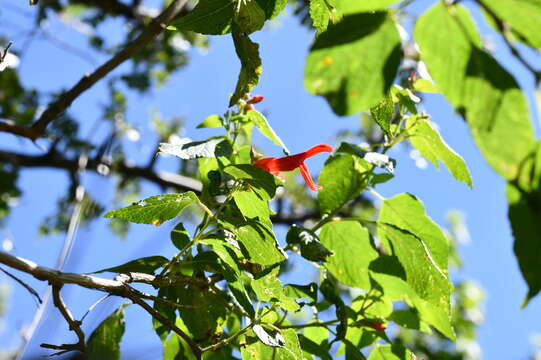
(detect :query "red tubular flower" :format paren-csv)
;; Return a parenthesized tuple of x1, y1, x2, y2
(253, 144, 334, 191)
(248, 95, 264, 104)
(365, 321, 386, 332)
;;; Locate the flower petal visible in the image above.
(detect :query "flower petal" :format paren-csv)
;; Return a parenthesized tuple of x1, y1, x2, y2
(299, 163, 322, 191)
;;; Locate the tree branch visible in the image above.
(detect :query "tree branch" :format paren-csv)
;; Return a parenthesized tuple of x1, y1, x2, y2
(45, 285, 86, 352)
(0, 0, 189, 140)
(0, 250, 205, 357)
(0, 148, 202, 192)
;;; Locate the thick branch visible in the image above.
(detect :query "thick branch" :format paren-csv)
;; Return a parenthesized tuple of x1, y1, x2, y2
(0, 148, 202, 192)
(0, 0, 188, 140)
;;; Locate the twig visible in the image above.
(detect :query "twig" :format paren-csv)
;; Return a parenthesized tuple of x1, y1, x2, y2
(80, 294, 111, 323)
(48, 285, 85, 352)
(0, 0, 189, 140)
(0, 266, 42, 305)
(0, 41, 13, 63)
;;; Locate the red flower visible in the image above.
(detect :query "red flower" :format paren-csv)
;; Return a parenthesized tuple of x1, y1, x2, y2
(365, 321, 386, 332)
(248, 95, 264, 104)
(253, 144, 333, 191)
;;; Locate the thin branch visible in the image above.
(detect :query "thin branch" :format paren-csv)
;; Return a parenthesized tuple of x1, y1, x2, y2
(0, 266, 42, 305)
(49, 285, 85, 352)
(0, 148, 202, 192)
(0, 0, 189, 140)
(0, 41, 13, 63)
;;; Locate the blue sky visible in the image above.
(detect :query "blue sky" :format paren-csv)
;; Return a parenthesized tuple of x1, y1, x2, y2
(1, 1, 540, 359)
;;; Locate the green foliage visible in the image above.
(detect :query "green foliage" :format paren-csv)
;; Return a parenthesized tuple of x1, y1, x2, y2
(86, 306, 126, 360)
(104, 192, 199, 225)
(90, 256, 169, 275)
(406, 115, 472, 187)
(415, 2, 535, 180)
(305, 12, 402, 115)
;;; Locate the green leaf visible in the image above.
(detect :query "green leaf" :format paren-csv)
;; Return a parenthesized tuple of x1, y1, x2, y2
(179, 285, 228, 343)
(318, 154, 371, 215)
(283, 283, 318, 305)
(319, 221, 378, 289)
(482, 0, 541, 49)
(367, 344, 413, 360)
(333, 0, 402, 14)
(506, 182, 541, 306)
(171, 222, 190, 250)
(234, 221, 286, 265)
(86, 306, 126, 360)
(305, 12, 401, 115)
(299, 327, 332, 360)
(234, 189, 272, 228)
(252, 267, 300, 311)
(389, 309, 431, 332)
(234, 0, 266, 34)
(407, 115, 472, 187)
(370, 261, 454, 340)
(104, 192, 198, 225)
(246, 110, 289, 153)
(230, 30, 262, 107)
(90, 256, 168, 274)
(170, 0, 236, 35)
(196, 114, 224, 128)
(370, 96, 394, 137)
(377, 194, 454, 339)
(379, 193, 449, 283)
(223, 164, 277, 199)
(200, 236, 243, 279)
(415, 2, 535, 180)
(309, 0, 336, 35)
(286, 225, 333, 262)
(159, 138, 232, 160)
(413, 78, 439, 93)
(255, 0, 287, 19)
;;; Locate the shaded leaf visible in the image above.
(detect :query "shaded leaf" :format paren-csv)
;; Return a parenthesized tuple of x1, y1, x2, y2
(407, 115, 472, 187)
(104, 193, 198, 225)
(305, 12, 401, 115)
(286, 225, 333, 262)
(255, 0, 287, 19)
(235, 0, 266, 34)
(171, 222, 190, 250)
(171, 0, 236, 35)
(86, 306, 126, 360)
(507, 182, 541, 306)
(283, 283, 318, 305)
(415, 2, 535, 180)
(90, 256, 168, 275)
